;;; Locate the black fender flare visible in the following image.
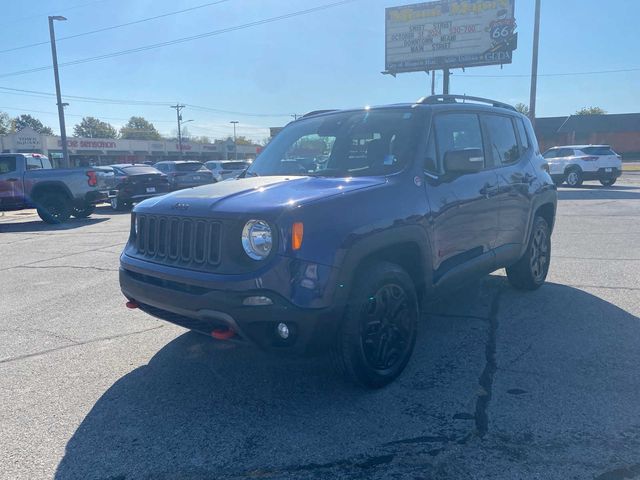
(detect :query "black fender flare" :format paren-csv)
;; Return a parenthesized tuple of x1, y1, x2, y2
(520, 190, 557, 258)
(333, 224, 434, 305)
(29, 181, 73, 204)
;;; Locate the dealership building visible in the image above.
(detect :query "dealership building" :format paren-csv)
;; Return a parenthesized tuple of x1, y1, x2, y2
(0, 127, 262, 167)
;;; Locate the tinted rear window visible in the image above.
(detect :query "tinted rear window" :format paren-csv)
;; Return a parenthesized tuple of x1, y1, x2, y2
(120, 166, 161, 175)
(175, 163, 204, 172)
(222, 162, 250, 170)
(581, 147, 617, 156)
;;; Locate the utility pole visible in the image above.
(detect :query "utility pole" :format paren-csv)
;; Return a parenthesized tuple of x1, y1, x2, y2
(230, 120, 239, 160)
(291, 114, 300, 120)
(431, 70, 436, 95)
(529, 0, 541, 127)
(171, 104, 185, 159)
(442, 68, 450, 95)
(48, 15, 69, 168)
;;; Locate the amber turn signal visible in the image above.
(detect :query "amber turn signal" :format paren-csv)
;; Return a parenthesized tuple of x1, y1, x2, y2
(292, 222, 304, 250)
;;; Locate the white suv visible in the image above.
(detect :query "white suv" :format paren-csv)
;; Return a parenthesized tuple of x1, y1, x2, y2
(204, 160, 251, 182)
(543, 145, 622, 187)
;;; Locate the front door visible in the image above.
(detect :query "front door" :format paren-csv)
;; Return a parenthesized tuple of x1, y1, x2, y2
(423, 113, 499, 281)
(0, 155, 24, 209)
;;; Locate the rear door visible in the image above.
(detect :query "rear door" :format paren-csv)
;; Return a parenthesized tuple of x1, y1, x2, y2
(424, 112, 499, 281)
(482, 114, 535, 251)
(0, 155, 25, 208)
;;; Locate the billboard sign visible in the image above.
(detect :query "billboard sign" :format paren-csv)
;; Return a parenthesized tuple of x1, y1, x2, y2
(385, 0, 517, 73)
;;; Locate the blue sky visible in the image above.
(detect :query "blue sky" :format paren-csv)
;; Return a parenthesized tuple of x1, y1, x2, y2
(0, 0, 638, 141)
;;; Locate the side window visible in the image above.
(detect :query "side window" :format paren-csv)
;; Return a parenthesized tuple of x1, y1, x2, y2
(0, 156, 17, 174)
(543, 150, 558, 159)
(40, 157, 52, 169)
(434, 113, 485, 171)
(482, 115, 520, 165)
(424, 131, 438, 174)
(515, 118, 530, 152)
(558, 149, 574, 158)
(26, 157, 43, 170)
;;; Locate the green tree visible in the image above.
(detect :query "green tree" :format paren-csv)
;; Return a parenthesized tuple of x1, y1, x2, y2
(192, 135, 211, 144)
(73, 116, 118, 138)
(575, 106, 607, 115)
(119, 116, 162, 140)
(0, 111, 10, 135)
(12, 114, 54, 135)
(226, 135, 253, 145)
(515, 103, 530, 116)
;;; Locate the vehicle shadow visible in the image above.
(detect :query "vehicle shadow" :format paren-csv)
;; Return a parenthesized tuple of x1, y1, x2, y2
(93, 204, 130, 216)
(0, 217, 108, 233)
(54, 279, 640, 479)
(558, 185, 640, 201)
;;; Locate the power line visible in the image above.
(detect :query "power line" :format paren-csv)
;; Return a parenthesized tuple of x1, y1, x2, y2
(0, 0, 233, 54)
(0, 0, 359, 79)
(0, 0, 111, 27)
(457, 67, 640, 78)
(0, 85, 293, 117)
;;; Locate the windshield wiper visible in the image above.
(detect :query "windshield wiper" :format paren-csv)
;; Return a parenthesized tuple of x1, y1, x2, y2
(306, 169, 349, 177)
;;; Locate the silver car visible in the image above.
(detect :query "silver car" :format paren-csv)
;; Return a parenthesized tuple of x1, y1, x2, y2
(204, 160, 251, 181)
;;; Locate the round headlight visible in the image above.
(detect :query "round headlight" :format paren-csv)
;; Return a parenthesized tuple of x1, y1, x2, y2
(242, 219, 273, 260)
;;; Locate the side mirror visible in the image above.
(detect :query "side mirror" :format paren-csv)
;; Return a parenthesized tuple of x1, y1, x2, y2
(444, 148, 484, 174)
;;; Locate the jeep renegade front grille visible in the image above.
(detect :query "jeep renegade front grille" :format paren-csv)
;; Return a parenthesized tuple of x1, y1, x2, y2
(135, 214, 221, 267)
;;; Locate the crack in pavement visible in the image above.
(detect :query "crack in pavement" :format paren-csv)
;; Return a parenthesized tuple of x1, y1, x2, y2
(0, 242, 123, 272)
(15, 265, 117, 273)
(568, 284, 640, 292)
(0, 325, 164, 365)
(474, 282, 504, 437)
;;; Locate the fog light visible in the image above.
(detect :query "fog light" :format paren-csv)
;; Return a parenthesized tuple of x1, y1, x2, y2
(243, 296, 273, 306)
(277, 322, 290, 339)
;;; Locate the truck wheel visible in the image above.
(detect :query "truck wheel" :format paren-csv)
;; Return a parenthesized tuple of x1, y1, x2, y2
(565, 168, 583, 187)
(506, 216, 551, 291)
(71, 204, 96, 218)
(600, 177, 616, 187)
(37, 193, 72, 224)
(110, 197, 127, 211)
(331, 262, 418, 388)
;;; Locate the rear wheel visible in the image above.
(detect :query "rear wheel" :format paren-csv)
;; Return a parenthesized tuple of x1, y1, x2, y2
(36, 193, 72, 224)
(506, 216, 551, 291)
(110, 197, 128, 211)
(71, 204, 96, 218)
(331, 262, 418, 388)
(600, 177, 616, 187)
(565, 168, 583, 188)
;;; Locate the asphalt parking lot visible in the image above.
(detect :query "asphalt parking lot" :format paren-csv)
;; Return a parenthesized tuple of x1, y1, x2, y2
(2, 174, 640, 480)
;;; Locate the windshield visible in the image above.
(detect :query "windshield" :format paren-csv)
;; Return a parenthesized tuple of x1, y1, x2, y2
(246, 109, 424, 177)
(175, 162, 204, 172)
(119, 166, 161, 175)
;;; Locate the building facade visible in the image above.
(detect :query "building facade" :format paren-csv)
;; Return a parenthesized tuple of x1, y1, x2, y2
(535, 113, 640, 160)
(0, 128, 262, 167)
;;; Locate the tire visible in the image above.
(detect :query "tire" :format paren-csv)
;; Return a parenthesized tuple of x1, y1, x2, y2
(506, 216, 551, 291)
(110, 197, 128, 211)
(331, 262, 418, 388)
(565, 168, 583, 188)
(71, 204, 96, 218)
(36, 193, 72, 224)
(600, 177, 616, 187)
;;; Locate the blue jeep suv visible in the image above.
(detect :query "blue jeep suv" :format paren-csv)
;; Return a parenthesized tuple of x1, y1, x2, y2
(119, 95, 557, 388)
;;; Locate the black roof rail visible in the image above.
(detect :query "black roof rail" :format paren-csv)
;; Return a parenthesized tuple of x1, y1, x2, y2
(301, 109, 339, 118)
(416, 95, 517, 112)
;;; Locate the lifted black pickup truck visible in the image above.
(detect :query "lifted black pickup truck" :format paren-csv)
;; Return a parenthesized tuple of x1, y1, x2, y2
(0, 153, 113, 223)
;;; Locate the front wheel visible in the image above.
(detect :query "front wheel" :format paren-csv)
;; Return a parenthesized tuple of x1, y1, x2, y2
(506, 216, 551, 291)
(71, 204, 96, 218)
(37, 193, 72, 224)
(331, 262, 418, 388)
(600, 177, 617, 187)
(565, 169, 583, 187)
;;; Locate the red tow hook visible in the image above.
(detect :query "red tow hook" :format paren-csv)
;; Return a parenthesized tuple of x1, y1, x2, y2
(211, 327, 235, 340)
(126, 301, 139, 309)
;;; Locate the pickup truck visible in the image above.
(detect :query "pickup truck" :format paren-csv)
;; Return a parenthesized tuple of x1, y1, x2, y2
(0, 153, 114, 223)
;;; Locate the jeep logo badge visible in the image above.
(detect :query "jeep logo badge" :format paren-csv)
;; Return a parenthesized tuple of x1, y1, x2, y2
(172, 203, 190, 210)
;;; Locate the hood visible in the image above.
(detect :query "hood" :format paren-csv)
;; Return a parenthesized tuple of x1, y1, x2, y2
(135, 175, 386, 217)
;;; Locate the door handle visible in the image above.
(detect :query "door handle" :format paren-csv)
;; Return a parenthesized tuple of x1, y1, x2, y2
(523, 173, 535, 184)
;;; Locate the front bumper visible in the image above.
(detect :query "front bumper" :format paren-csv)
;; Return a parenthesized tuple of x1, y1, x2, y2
(119, 254, 343, 355)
